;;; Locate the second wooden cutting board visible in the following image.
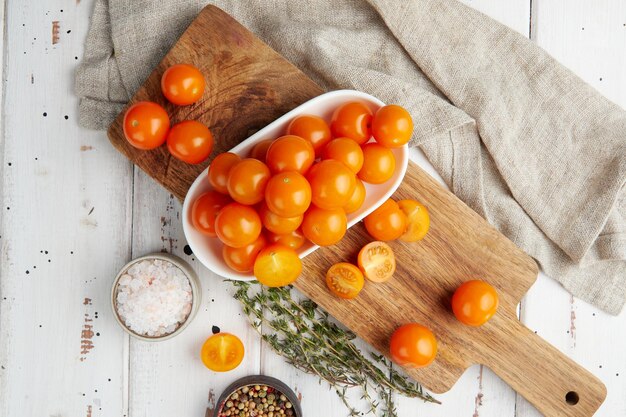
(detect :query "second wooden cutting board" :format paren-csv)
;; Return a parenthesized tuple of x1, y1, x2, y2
(107, 5, 606, 417)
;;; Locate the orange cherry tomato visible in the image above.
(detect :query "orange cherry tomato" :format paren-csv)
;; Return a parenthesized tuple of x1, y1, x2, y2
(167, 120, 214, 164)
(264, 172, 312, 217)
(343, 178, 366, 214)
(222, 234, 267, 273)
(364, 199, 407, 241)
(452, 280, 499, 326)
(357, 241, 396, 282)
(191, 191, 232, 236)
(214, 203, 262, 248)
(249, 139, 273, 162)
(398, 200, 430, 242)
(330, 102, 373, 145)
(161, 64, 205, 105)
(286, 115, 332, 156)
(307, 160, 356, 210)
(301, 206, 347, 246)
(200, 332, 245, 372)
(265, 229, 307, 250)
(254, 244, 302, 287)
(326, 263, 364, 299)
(358, 143, 395, 184)
(259, 203, 303, 235)
(226, 158, 271, 205)
(389, 323, 437, 368)
(208, 152, 241, 194)
(372, 104, 413, 148)
(123, 101, 170, 150)
(266, 135, 315, 175)
(322, 138, 364, 173)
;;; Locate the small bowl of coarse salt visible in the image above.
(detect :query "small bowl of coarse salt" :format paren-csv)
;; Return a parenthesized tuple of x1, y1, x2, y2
(111, 253, 201, 341)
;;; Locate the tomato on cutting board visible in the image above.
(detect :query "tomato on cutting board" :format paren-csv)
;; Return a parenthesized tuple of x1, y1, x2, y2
(286, 115, 332, 156)
(264, 171, 312, 217)
(357, 241, 396, 282)
(123, 101, 170, 150)
(222, 234, 267, 273)
(200, 332, 245, 372)
(161, 64, 205, 106)
(372, 104, 413, 148)
(214, 203, 262, 248)
(326, 263, 364, 299)
(358, 143, 396, 184)
(191, 191, 232, 237)
(389, 323, 437, 368)
(208, 152, 241, 194)
(307, 160, 356, 210)
(330, 101, 373, 144)
(167, 120, 214, 164)
(452, 280, 499, 326)
(364, 199, 407, 241)
(226, 158, 271, 205)
(254, 244, 302, 287)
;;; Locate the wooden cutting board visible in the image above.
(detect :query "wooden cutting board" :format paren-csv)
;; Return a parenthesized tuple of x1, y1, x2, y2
(107, 5, 607, 417)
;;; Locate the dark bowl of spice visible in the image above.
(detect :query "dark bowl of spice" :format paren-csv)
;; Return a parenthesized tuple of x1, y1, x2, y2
(214, 375, 302, 417)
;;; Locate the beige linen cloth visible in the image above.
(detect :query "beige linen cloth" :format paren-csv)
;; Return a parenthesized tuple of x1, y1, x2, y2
(76, 0, 626, 314)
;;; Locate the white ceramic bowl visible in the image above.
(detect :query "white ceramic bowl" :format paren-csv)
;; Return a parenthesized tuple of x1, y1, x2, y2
(182, 89, 409, 281)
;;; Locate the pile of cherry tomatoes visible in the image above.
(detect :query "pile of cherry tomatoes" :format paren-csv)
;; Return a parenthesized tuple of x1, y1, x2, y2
(123, 64, 215, 164)
(190, 99, 415, 288)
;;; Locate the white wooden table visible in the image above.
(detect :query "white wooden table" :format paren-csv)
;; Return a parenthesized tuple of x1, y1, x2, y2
(1, 1, 624, 416)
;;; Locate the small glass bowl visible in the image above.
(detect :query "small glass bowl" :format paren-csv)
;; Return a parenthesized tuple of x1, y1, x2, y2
(213, 375, 302, 417)
(110, 252, 201, 341)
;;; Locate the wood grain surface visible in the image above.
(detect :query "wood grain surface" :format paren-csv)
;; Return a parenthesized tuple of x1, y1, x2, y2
(107, 6, 323, 200)
(105, 5, 607, 417)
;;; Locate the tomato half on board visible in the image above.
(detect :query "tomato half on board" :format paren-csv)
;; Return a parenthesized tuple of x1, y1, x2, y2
(389, 323, 437, 368)
(357, 241, 396, 282)
(123, 101, 170, 150)
(161, 64, 205, 106)
(397, 199, 430, 242)
(451, 280, 499, 326)
(253, 244, 302, 287)
(326, 263, 364, 299)
(200, 332, 245, 372)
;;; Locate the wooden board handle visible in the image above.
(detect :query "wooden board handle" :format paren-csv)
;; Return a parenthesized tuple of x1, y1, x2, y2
(481, 317, 606, 416)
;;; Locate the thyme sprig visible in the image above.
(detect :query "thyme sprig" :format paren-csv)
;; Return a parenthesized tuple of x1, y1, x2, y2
(231, 281, 440, 416)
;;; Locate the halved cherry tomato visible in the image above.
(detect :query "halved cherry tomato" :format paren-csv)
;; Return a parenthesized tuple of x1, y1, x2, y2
(123, 101, 170, 150)
(357, 241, 396, 282)
(343, 178, 366, 214)
(200, 332, 245, 372)
(301, 206, 347, 246)
(264, 172, 312, 217)
(452, 280, 499, 326)
(254, 244, 302, 287)
(222, 234, 267, 273)
(398, 200, 430, 242)
(364, 199, 407, 241)
(307, 160, 356, 210)
(191, 191, 232, 236)
(389, 323, 437, 368)
(214, 203, 262, 248)
(266, 135, 315, 175)
(326, 263, 364, 299)
(259, 203, 303, 235)
(372, 104, 413, 148)
(167, 120, 214, 164)
(249, 139, 273, 162)
(286, 115, 332, 156)
(161, 64, 205, 106)
(322, 138, 364, 173)
(330, 102, 373, 144)
(265, 229, 307, 250)
(208, 152, 241, 194)
(358, 143, 395, 184)
(226, 158, 271, 205)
